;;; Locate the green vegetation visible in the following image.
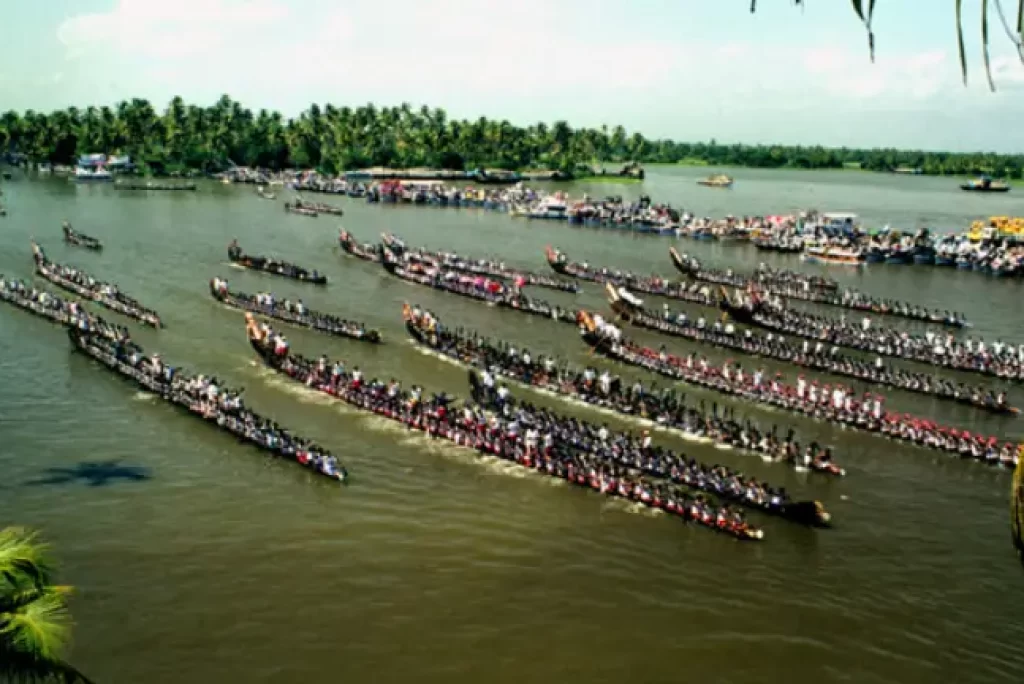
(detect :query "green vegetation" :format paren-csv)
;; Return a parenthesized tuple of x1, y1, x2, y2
(0, 527, 91, 683)
(1, 95, 1023, 178)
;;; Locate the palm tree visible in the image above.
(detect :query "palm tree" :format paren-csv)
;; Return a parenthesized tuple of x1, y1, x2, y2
(0, 527, 92, 683)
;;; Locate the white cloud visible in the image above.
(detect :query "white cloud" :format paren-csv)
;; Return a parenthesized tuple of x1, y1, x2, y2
(57, 0, 289, 61)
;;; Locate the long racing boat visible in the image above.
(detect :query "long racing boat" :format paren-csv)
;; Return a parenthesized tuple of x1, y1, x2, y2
(717, 290, 1015, 381)
(545, 246, 716, 307)
(382, 233, 579, 293)
(608, 292, 1019, 416)
(670, 247, 966, 328)
(582, 308, 1019, 467)
(69, 327, 348, 483)
(62, 222, 103, 251)
(381, 247, 579, 325)
(209, 278, 381, 343)
(338, 229, 382, 263)
(31, 242, 163, 328)
(1, 276, 129, 342)
(247, 317, 832, 537)
(402, 303, 845, 477)
(227, 240, 328, 285)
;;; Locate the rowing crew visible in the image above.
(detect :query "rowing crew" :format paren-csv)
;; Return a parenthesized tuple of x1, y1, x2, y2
(382, 233, 579, 293)
(78, 330, 346, 481)
(740, 291, 1020, 379)
(642, 301, 1013, 413)
(0, 276, 131, 341)
(404, 306, 843, 475)
(582, 321, 1019, 467)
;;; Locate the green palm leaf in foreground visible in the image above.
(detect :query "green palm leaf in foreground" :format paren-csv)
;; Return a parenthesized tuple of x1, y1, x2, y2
(752, 0, 1024, 91)
(0, 527, 92, 684)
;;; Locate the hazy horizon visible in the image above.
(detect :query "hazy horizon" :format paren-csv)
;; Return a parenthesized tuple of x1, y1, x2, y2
(4, 0, 1024, 154)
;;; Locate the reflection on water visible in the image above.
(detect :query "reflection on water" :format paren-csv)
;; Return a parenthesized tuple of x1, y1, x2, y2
(1, 169, 1023, 684)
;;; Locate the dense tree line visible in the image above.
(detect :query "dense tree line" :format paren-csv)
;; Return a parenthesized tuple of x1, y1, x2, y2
(1, 95, 1022, 179)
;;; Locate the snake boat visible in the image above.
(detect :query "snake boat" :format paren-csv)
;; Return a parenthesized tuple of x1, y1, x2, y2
(717, 288, 1015, 381)
(545, 246, 715, 307)
(209, 278, 381, 343)
(402, 303, 844, 477)
(69, 327, 348, 482)
(381, 247, 578, 325)
(585, 307, 1019, 466)
(609, 291, 1019, 416)
(62, 222, 103, 251)
(227, 240, 328, 285)
(246, 318, 789, 538)
(31, 242, 163, 328)
(382, 233, 579, 293)
(1, 276, 128, 342)
(338, 229, 383, 262)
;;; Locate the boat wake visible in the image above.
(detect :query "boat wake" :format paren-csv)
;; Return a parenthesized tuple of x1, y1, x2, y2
(249, 357, 566, 486)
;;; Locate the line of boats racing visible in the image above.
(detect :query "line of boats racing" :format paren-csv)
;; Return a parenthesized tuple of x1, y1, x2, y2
(4, 215, 1023, 545)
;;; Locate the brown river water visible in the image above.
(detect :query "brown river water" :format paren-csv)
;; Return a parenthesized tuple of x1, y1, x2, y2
(1, 166, 1022, 684)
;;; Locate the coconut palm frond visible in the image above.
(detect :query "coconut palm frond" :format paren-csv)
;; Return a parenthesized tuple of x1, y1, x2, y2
(982, 0, 996, 90)
(0, 528, 53, 589)
(993, 0, 1024, 63)
(0, 585, 73, 661)
(0, 647, 95, 684)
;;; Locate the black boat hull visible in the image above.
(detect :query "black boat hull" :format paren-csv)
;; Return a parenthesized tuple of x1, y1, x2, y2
(211, 284, 381, 343)
(228, 252, 328, 285)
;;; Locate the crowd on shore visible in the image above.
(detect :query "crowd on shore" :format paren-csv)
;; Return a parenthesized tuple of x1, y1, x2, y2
(221, 166, 1024, 281)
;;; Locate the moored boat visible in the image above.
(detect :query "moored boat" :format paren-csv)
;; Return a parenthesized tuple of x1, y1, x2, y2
(800, 244, 866, 267)
(961, 176, 1011, 193)
(227, 240, 328, 285)
(209, 278, 381, 343)
(69, 326, 348, 482)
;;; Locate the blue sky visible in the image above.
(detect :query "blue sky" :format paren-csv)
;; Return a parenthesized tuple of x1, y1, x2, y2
(3, 0, 1024, 152)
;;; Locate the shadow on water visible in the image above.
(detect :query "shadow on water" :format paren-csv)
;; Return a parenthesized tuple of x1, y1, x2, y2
(25, 459, 152, 488)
